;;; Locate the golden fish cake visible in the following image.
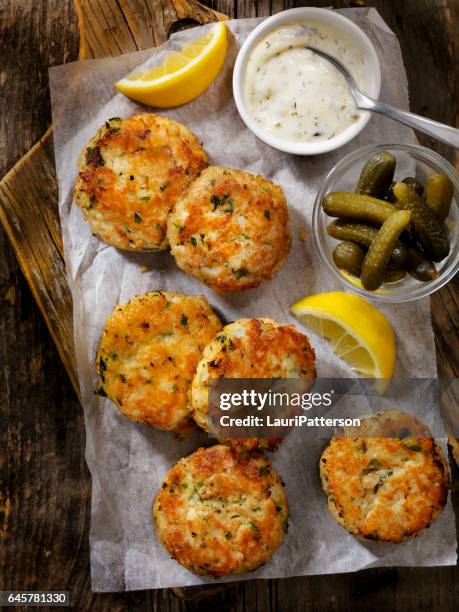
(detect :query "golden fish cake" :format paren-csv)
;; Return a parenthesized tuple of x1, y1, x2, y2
(74, 114, 207, 251)
(96, 291, 221, 435)
(153, 444, 288, 577)
(191, 318, 316, 452)
(320, 410, 449, 543)
(167, 166, 291, 291)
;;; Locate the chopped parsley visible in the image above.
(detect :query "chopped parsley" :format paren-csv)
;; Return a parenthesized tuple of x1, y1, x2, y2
(404, 443, 422, 452)
(264, 209, 271, 220)
(180, 314, 188, 326)
(258, 466, 269, 476)
(210, 193, 234, 213)
(159, 183, 169, 192)
(134, 212, 142, 223)
(190, 236, 197, 247)
(85, 146, 104, 166)
(233, 268, 249, 280)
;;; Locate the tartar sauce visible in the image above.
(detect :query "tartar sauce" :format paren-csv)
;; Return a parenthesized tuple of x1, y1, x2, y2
(244, 21, 366, 144)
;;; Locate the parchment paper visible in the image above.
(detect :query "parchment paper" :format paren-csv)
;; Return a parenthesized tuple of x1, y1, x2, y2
(49, 9, 457, 592)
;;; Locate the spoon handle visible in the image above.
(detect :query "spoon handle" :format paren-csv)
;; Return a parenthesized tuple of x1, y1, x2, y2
(359, 96, 459, 149)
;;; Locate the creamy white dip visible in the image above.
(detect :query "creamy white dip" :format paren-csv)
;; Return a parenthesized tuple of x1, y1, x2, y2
(244, 21, 366, 144)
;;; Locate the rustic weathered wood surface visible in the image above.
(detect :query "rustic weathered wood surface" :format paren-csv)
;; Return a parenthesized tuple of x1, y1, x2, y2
(0, 1, 458, 610)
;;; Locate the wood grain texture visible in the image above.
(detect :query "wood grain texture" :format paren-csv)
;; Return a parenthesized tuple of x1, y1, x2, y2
(0, 1, 458, 610)
(0, 131, 79, 396)
(74, 0, 227, 59)
(0, 0, 227, 402)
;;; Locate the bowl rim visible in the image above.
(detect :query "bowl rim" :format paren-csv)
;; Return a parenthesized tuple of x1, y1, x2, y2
(312, 142, 459, 303)
(232, 7, 382, 156)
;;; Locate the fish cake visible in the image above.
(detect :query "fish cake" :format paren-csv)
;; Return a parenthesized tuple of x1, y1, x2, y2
(167, 166, 291, 291)
(74, 114, 207, 251)
(320, 410, 449, 543)
(192, 318, 316, 451)
(153, 444, 288, 577)
(96, 291, 221, 435)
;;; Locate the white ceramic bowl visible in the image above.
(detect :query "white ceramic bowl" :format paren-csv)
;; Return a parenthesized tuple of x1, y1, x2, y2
(232, 7, 381, 155)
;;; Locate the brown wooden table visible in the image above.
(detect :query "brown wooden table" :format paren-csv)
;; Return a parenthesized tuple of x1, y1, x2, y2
(1, 1, 458, 610)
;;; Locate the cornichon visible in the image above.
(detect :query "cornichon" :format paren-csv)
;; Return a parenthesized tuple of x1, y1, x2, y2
(406, 248, 439, 282)
(384, 181, 396, 203)
(383, 268, 407, 283)
(392, 182, 450, 261)
(322, 192, 398, 224)
(327, 219, 377, 246)
(360, 210, 412, 291)
(425, 173, 453, 221)
(327, 220, 407, 268)
(356, 151, 396, 197)
(332, 241, 365, 277)
(402, 176, 424, 196)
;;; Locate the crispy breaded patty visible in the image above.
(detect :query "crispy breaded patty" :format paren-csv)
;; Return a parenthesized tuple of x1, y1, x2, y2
(153, 444, 288, 576)
(96, 291, 221, 435)
(320, 410, 449, 543)
(192, 318, 316, 452)
(167, 166, 291, 292)
(74, 114, 207, 251)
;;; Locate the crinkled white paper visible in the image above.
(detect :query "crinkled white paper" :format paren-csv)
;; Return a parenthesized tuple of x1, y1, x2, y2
(49, 9, 457, 593)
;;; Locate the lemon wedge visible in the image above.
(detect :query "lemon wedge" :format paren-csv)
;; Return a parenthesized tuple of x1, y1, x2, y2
(290, 292, 395, 394)
(115, 22, 228, 107)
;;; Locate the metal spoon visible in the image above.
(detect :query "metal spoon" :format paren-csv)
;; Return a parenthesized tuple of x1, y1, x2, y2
(308, 46, 459, 149)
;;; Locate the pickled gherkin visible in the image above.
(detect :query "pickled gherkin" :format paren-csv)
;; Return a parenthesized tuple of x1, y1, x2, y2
(322, 192, 398, 224)
(360, 210, 412, 291)
(332, 241, 365, 277)
(406, 248, 439, 282)
(425, 173, 453, 221)
(392, 182, 450, 261)
(384, 181, 396, 203)
(383, 268, 407, 283)
(327, 219, 377, 246)
(402, 176, 424, 196)
(356, 151, 396, 198)
(327, 220, 407, 268)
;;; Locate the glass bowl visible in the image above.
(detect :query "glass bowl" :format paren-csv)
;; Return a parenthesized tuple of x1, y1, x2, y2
(313, 143, 459, 302)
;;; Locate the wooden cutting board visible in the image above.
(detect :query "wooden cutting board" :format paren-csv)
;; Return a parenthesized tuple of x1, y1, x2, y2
(0, 0, 457, 600)
(0, 0, 226, 402)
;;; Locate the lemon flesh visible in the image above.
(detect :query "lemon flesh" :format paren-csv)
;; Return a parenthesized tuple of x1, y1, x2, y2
(290, 291, 395, 394)
(115, 22, 228, 107)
